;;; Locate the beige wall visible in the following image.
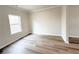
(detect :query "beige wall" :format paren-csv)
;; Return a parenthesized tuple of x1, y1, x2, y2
(68, 6, 79, 38)
(31, 7, 62, 36)
(0, 6, 31, 49)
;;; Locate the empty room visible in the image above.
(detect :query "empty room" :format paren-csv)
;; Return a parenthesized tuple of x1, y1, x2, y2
(0, 5, 79, 54)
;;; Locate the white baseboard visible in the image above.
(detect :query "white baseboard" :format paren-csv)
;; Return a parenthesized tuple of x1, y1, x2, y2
(0, 38, 19, 49)
(69, 35, 79, 38)
(61, 36, 69, 44)
(33, 33, 61, 36)
(34, 33, 69, 44)
(0, 33, 31, 49)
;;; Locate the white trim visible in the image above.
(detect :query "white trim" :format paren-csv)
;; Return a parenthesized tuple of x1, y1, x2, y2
(0, 38, 19, 49)
(69, 35, 79, 38)
(33, 33, 61, 36)
(61, 36, 69, 44)
(33, 33, 69, 44)
(32, 6, 62, 12)
(0, 33, 31, 49)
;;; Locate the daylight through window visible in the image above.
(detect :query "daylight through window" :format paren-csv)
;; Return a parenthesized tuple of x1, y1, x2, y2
(8, 14, 22, 34)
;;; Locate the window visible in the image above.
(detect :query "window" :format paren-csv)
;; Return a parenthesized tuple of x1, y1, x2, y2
(8, 14, 22, 34)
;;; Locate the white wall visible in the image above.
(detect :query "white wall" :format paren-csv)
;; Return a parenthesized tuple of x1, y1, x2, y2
(31, 7, 62, 36)
(68, 6, 79, 38)
(0, 6, 31, 49)
(61, 6, 69, 44)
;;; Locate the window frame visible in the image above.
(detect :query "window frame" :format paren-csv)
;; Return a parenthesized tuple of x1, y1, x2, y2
(8, 14, 22, 35)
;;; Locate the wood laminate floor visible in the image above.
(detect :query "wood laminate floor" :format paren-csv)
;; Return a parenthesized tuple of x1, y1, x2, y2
(1, 34, 79, 54)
